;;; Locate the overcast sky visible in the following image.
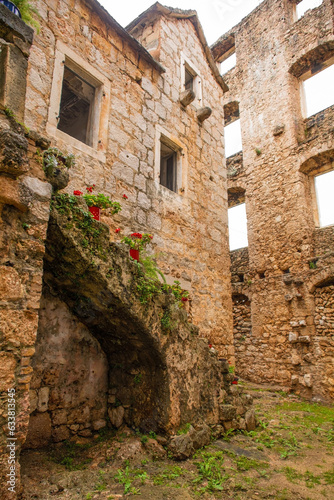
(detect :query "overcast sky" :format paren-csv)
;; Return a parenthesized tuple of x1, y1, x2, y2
(99, 0, 265, 45)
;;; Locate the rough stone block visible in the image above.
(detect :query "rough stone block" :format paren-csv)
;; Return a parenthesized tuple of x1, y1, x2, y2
(24, 412, 51, 449)
(219, 404, 237, 422)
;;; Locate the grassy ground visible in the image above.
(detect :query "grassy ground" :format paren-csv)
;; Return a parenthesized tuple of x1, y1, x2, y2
(21, 382, 334, 499)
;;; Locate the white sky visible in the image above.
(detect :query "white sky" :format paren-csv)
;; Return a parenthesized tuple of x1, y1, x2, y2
(228, 204, 248, 250)
(99, 0, 265, 45)
(224, 119, 242, 158)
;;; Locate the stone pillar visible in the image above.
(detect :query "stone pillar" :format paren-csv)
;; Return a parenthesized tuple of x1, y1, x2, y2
(0, 3, 33, 121)
(0, 7, 52, 500)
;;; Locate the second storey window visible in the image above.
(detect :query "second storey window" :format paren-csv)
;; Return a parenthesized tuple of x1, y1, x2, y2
(58, 67, 96, 147)
(296, 0, 323, 20)
(301, 63, 334, 117)
(160, 139, 178, 192)
(225, 118, 242, 158)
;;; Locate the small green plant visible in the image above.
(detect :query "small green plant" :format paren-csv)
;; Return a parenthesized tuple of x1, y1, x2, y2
(13, 0, 40, 31)
(228, 364, 235, 374)
(22, 222, 31, 230)
(255, 148, 262, 156)
(177, 423, 191, 435)
(4, 107, 15, 118)
(43, 147, 75, 176)
(134, 373, 142, 385)
(148, 431, 157, 439)
(140, 435, 148, 445)
(121, 232, 153, 251)
(309, 260, 317, 269)
(81, 185, 121, 212)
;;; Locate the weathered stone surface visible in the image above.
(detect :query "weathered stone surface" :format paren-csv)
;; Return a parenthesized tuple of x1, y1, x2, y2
(0, 129, 28, 176)
(24, 413, 51, 449)
(108, 406, 125, 429)
(245, 409, 256, 432)
(219, 404, 237, 422)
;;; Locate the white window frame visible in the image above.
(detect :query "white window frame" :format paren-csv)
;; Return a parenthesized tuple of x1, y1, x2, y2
(154, 125, 188, 200)
(180, 53, 203, 108)
(295, 0, 323, 21)
(47, 41, 111, 161)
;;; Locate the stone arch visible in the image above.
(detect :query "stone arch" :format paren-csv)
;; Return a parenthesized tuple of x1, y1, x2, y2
(224, 100, 240, 126)
(299, 148, 334, 174)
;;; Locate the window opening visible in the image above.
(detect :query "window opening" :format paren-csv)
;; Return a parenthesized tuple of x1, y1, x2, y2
(296, 0, 322, 20)
(302, 64, 334, 117)
(160, 140, 178, 192)
(220, 52, 236, 75)
(185, 67, 194, 91)
(228, 203, 248, 251)
(225, 119, 242, 158)
(315, 170, 334, 227)
(57, 67, 96, 146)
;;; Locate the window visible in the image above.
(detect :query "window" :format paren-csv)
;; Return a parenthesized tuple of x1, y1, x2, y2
(225, 119, 242, 158)
(57, 67, 96, 146)
(314, 170, 334, 227)
(228, 203, 248, 251)
(160, 140, 177, 192)
(302, 64, 334, 117)
(220, 51, 236, 75)
(47, 41, 110, 160)
(154, 126, 187, 197)
(296, 0, 322, 20)
(180, 54, 202, 107)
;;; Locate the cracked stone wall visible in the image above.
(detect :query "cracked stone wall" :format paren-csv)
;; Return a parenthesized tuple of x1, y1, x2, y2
(212, 0, 334, 400)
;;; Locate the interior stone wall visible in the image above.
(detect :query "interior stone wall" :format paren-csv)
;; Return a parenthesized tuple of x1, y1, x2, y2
(24, 289, 108, 449)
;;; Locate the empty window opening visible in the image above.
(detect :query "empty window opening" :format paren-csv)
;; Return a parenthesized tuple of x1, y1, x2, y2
(57, 67, 96, 146)
(185, 67, 194, 92)
(225, 119, 242, 158)
(315, 170, 334, 227)
(160, 140, 178, 193)
(259, 272, 265, 279)
(228, 203, 248, 251)
(302, 64, 334, 117)
(283, 268, 291, 274)
(238, 273, 245, 282)
(296, 0, 322, 20)
(220, 52, 236, 75)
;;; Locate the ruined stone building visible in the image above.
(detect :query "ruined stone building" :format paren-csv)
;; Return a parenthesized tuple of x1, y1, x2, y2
(0, 0, 333, 497)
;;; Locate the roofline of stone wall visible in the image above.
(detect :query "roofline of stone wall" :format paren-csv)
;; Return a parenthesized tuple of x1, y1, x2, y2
(211, 0, 271, 60)
(86, 0, 165, 73)
(126, 2, 228, 92)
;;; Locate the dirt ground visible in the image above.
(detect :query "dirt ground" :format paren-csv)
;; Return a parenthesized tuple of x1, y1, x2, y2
(20, 382, 334, 500)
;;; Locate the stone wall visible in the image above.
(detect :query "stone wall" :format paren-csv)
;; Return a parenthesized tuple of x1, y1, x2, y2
(212, 0, 334, 400)
(24, 0, 233, 358)
(24, 289, 108, 449)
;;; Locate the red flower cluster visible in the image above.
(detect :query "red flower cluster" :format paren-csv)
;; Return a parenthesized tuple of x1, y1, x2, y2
(86, 185, 95, 193)
(115, 228, 121, 233)
(123, 194, 128, 199)
(73, 190, 83, 196)
(181, 297, 188, 302)
(131, 233, 142, 239)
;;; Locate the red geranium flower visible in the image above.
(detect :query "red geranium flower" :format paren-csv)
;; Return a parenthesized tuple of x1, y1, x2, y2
(131, 233, 142, 239)
(73, 190, 83, 196)
(123, 194, 128, 199)
(208, 344, 213, 349)
(86, 186, 94, 193)
(115, 228, 121, 233)
(181, 297, 188, 302)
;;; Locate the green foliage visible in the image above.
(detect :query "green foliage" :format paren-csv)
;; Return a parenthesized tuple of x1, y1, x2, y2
(148, 431, 157, 440)
(309, 260, 317, 269)
(4, 107, 15, 118)
(83, 192, 121, 212)
(255, 148, 262, 156)
(121, 232, 153, 251)
(177, 423, 191, 435)
(13, 0, 40, 32)
(228, 364, 235, 374)
(140, 435, 148, 444)
(43, 147, 75, 177)
(22, 222, 30, 230)
(193, 452, 228, 493)
(140, 253, 166, 283)
(134, 373, 142, 385)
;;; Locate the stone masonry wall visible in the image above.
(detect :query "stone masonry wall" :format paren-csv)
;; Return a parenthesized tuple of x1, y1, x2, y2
(212, 0, 334, 400)
(24, 289, 108, 449)
(24, 0, 233, 357)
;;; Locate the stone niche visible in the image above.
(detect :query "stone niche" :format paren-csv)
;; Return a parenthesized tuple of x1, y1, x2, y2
(24, 288, 108, 448)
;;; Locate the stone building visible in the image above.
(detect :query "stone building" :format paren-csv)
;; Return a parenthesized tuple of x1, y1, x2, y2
(211, 0, 334, 402)
(0, 0, 333, 497)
